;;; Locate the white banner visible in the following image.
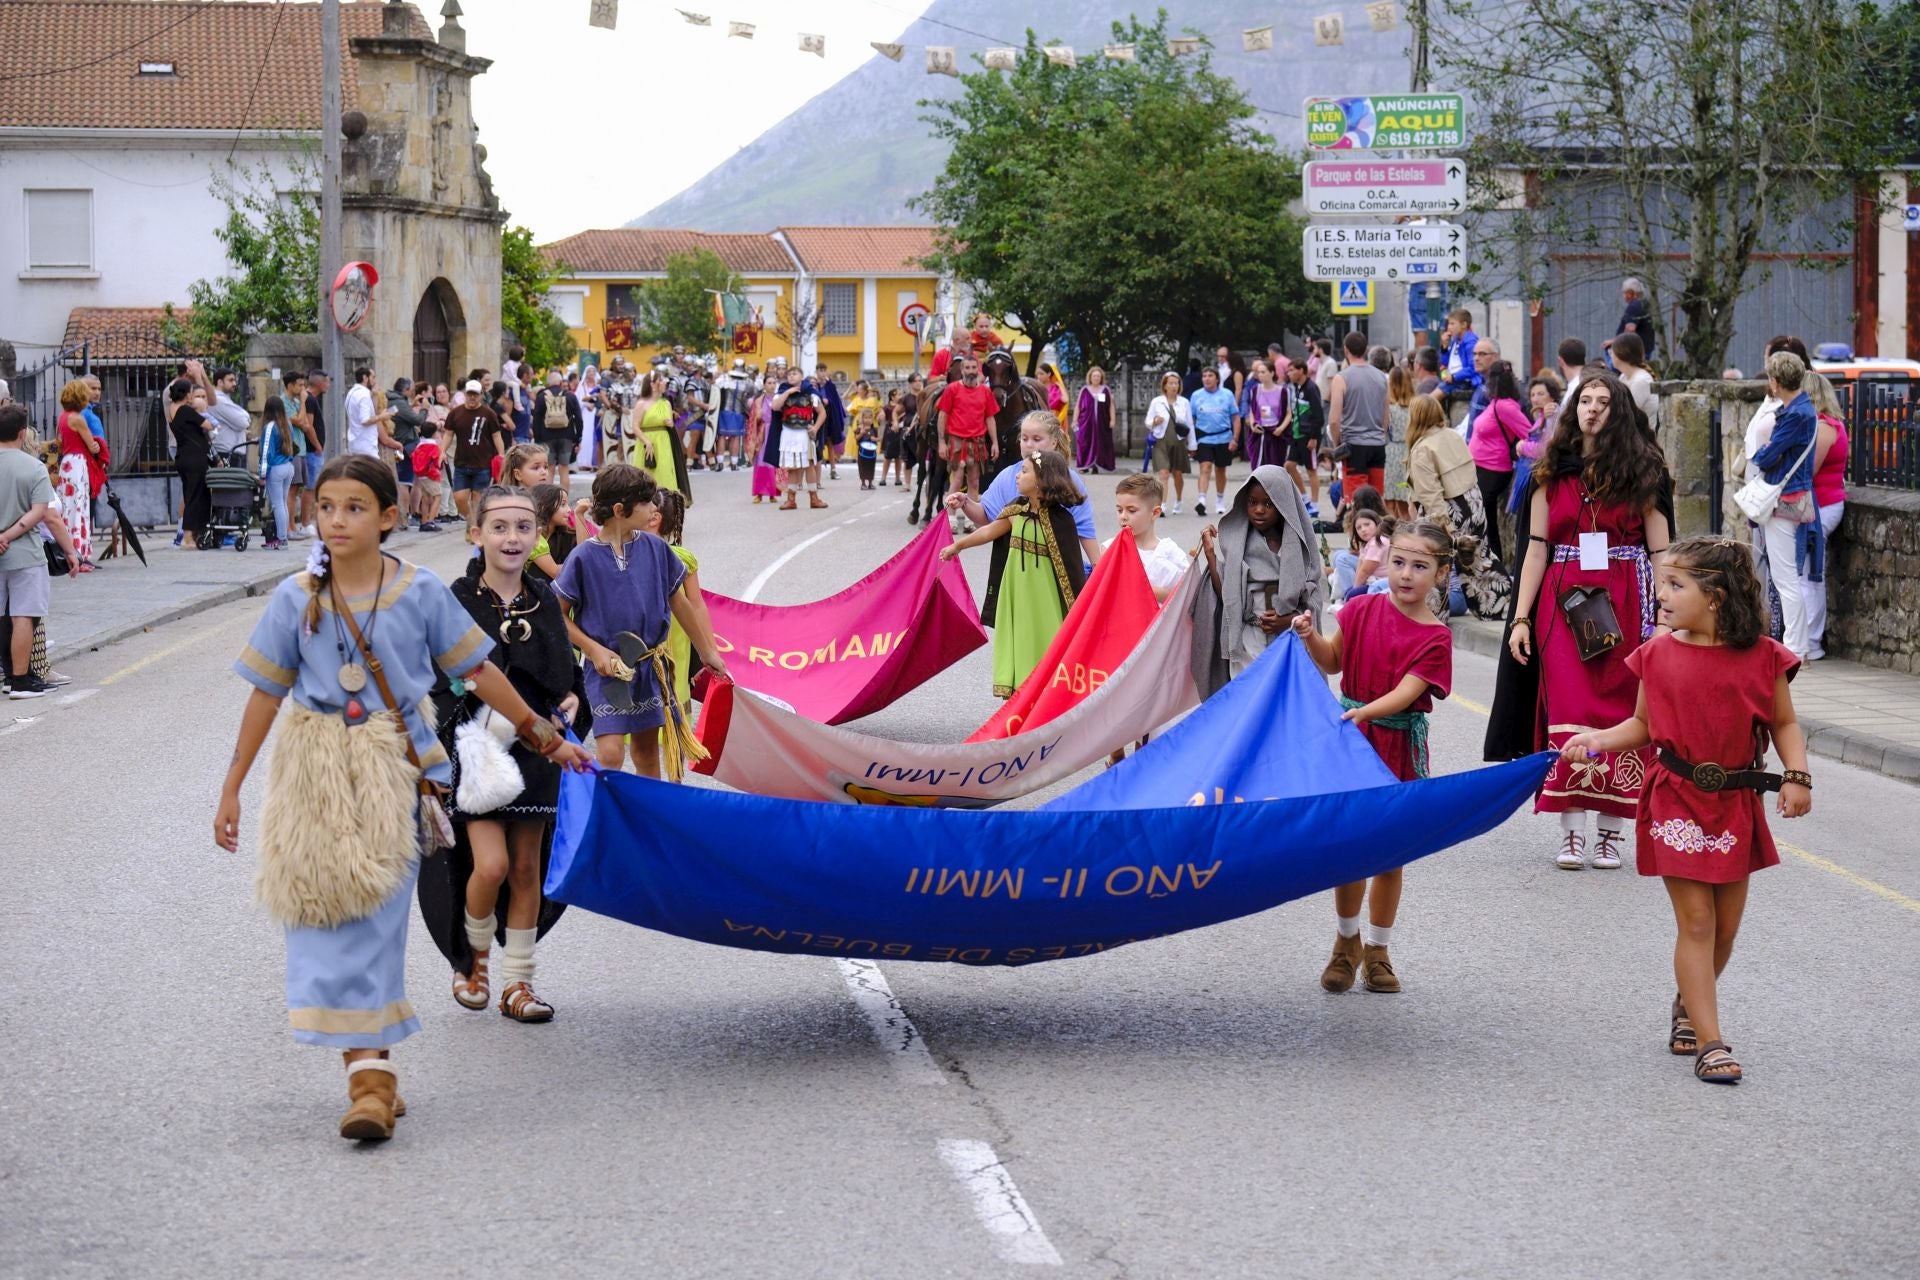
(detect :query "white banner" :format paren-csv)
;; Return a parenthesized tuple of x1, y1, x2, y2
(697, 568, 1204, 806)
(1367, 1, 1401, 32)
(1167, 37, 1203, 57)
(984, 47, 1018, 70)
(872, 41, 905, 61)
(798, 32, 824, 57)
(1045, 45, 1076, 68)
(926, 46, 958, 76)
(588, 0, 618, 32)
(728, 20, 754, 38)
(1314, 14, 1346, 45)
(1243, 25, 1273, 52)
(1103, 43, 1136, 62)
(677, 9, 710, 25)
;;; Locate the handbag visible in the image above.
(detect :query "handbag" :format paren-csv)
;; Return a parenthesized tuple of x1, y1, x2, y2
(44, 536, 70, 578)
(454, 705, 524, 815)
(337, 586, 457, 851)
(1733, 428, 1818, 523)
(1558, 584, 1623, 662)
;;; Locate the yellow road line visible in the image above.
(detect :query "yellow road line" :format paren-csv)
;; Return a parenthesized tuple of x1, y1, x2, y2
(1448, 671, 1920, 916)
(1779, 841, 1920, 916)
(99, 614, 249, 686)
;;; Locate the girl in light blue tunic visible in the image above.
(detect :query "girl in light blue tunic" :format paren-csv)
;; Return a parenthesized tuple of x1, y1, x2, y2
(215, 456, 590, 1143)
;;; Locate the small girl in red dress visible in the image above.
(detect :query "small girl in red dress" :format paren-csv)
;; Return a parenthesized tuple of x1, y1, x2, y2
(1293, 520, 1455, 995)
(1561, 537, 1811, 1085)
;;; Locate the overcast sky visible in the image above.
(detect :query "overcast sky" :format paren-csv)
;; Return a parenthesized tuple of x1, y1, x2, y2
(454, 0, 936, 244)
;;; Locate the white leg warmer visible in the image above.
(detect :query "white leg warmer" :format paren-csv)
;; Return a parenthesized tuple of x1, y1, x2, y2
(496, 926, 537, 987)
(464, 911, 497, 955)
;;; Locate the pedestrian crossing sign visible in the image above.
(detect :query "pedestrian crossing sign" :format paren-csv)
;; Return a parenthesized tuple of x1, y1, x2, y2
(1332, 280, 1375, 315)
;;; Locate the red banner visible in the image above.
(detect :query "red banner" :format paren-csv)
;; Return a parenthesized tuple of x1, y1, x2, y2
(603, 316, 635, 351)
(966, 535, 1160, 741)
(700, 521, 987, 726)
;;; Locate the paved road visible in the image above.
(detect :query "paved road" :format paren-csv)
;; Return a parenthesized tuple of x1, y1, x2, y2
(4, 466, 1915, 1278)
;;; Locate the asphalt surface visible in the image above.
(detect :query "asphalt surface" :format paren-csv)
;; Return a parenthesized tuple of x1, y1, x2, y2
(4, 463, 1915, 1279)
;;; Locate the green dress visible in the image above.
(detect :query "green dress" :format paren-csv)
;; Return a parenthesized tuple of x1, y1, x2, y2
(632, 398, 688, 497)
(990, 506, 1075, 698)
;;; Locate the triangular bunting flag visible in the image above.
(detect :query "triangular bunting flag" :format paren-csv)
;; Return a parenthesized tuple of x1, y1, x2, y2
(1243, 25, 1274, 52)
(872, 41, 905, 61)
(676, 9, 709, 25)
(983, 47, 1017, 71)
(799, 32, 825, 57)
(728, 20, 754, 38)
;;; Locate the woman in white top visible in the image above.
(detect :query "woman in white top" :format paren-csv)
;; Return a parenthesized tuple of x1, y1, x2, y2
(1145, 370, 1194, 513)
(1611, 331, 1659, 433)
(575, 366, 601, 470)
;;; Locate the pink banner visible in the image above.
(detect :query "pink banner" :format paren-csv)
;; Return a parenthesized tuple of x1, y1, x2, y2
(702, 521, 988, 725)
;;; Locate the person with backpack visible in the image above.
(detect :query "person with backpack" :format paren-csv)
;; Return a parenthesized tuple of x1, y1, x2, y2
(532, 370, 583, 492)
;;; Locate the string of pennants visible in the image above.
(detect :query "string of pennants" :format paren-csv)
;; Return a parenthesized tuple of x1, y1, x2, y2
(585, 2, 1404, 64)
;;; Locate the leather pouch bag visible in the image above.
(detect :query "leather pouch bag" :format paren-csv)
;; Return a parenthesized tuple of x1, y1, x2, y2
(1558, 584, 1623, 662)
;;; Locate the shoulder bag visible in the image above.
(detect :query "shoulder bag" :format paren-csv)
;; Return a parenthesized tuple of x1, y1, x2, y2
(1733, 428, 1818, 523)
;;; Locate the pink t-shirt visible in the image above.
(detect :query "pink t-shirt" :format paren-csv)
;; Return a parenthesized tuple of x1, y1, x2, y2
(1469, 398, 1532, 472)
(1812, 414, 1849, 508)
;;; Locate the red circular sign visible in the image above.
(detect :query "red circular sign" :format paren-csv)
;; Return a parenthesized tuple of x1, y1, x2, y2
(899, 303, 931, 335)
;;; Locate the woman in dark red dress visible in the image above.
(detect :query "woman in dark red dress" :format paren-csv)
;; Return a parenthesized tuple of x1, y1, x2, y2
(1491, 372, 1671, 870)
(1561, 538, 1812, 1084)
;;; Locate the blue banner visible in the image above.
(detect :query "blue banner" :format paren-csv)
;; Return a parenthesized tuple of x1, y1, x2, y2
(548, 637, 1555, 965)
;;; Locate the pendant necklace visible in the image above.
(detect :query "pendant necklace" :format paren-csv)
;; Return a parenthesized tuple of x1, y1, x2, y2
(331, 558, 387, 716)
(487, 576, 537, 644)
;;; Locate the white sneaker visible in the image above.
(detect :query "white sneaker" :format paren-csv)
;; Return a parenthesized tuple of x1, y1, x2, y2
(1591, 828, 1625, 870)
(290, 525, 314, 540)
(43, 670, 73, 688)
(1169, 501, 1182, 514)
(1556, 831, 1586, 870)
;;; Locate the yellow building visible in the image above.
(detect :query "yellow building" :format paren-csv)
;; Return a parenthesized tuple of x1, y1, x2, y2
(540, 229, 799, 371)
(542, 225, 1020, 379)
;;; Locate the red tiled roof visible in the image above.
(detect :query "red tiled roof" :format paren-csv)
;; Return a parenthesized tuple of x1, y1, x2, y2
(778, 226, 939, 275)
(0, 1, 434, 131)
(62, 306, 193, 361)
(542, 229, 795, 275)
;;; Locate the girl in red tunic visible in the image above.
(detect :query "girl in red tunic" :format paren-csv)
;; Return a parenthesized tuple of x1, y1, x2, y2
(1561, 538, 1812, 1085)
(1500, 372, 1672, 871)
(1293, 521, 1454, 995)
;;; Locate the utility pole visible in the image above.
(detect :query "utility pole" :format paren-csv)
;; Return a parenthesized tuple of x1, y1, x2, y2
(1410, 0, 1441, 351)
(319, 0, 344, 461)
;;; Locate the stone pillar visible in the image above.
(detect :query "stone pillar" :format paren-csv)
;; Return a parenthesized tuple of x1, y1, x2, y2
(1651, 379, 1767, 539)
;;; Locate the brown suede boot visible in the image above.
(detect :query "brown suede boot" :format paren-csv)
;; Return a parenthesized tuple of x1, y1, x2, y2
(779, 493, 798, 510)
(809, 491, 829, 509)
(339, 1059, 398, 1141)
(1320, 931, 1363, 992)
(1362, 944, 1402, 993)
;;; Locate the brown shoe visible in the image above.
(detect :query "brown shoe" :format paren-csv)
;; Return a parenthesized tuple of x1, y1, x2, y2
(809, 492, 830, 509)
(499, 980, 555, 1023)
(779, 494, 798, 510)
(1362, 944, 1402, 993)
(1320, 931, 1363, 992)
(339, 1061, 398, 1141)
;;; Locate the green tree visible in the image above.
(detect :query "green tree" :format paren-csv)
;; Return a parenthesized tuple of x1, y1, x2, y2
(914, 17, 1326, 373)
(634, 249, 744, 355)
(177, 154, 321, 363)
(501, 225, 577, 371)
(1436, 0, 1920, 377)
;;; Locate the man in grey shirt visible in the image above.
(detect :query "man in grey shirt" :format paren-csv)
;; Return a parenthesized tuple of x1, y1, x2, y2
(1326, 329, 1390, 500)
(188, 361, 252, 460)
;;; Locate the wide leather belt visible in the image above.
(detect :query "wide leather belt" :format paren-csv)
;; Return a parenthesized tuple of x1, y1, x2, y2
(1657, 748, 1781, 794)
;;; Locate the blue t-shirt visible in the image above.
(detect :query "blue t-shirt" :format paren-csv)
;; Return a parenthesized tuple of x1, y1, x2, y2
(1190, 386, 1237, 445)
(980, 461, 1096, 539)
(82, 405, 105, 439)
(234, 560, 489, 784)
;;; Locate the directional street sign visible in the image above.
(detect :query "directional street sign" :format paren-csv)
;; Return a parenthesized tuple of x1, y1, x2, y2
(1303, 93, 1467, 151)
(1302, 221, 1468, 282)
(1304, 158, 1466, 216)
(1330, 280, 1375, 315)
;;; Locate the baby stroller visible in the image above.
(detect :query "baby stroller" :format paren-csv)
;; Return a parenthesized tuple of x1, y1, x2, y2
(202, 445, 267, 551)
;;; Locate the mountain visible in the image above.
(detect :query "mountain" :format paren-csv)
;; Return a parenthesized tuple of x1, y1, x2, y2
(632, 4, 1415, 230)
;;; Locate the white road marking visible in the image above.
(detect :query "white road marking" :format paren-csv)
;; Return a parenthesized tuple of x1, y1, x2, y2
(936, 1138, 1064, 1267)
(740, 526, 845, 603)
(835, 959, 947, 1085)
(57, 688, 99, 706)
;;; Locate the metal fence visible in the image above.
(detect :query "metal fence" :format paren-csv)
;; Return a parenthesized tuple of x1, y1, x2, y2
(9, 329, 235, 475)
(1833, 377, 1920, 492)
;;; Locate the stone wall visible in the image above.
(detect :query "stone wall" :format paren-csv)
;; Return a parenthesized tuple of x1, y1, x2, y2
(1653, 378, 1767, 540)
(1825, 486, 1920, 673)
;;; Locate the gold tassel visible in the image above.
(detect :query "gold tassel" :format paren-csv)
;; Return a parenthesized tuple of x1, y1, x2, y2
(632, 640, 710, 783)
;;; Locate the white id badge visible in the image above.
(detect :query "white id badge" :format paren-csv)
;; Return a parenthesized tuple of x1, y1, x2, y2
(1578, 531, 1609, 571)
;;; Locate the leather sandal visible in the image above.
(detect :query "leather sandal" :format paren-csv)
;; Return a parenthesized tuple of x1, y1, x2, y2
(452, 951, 490, 1010)
(499, 980, 554, 1023)
(1670, 995, 1698, 1056)
(1695, 1039, 1742, 1084)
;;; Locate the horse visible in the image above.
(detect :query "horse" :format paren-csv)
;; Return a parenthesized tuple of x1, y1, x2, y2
(905, 349, 1049, 525)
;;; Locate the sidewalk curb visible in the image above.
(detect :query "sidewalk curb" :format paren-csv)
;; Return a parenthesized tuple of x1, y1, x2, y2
(1448, 618, 1920, 786)
(46, 531, 427, 668)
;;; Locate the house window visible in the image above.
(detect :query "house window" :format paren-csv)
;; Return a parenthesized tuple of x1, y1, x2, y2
(821, 282, 857, 336)
(24, 189, 94, 271)
(605, 284, 644, 319)
(546, 289, 586, 328)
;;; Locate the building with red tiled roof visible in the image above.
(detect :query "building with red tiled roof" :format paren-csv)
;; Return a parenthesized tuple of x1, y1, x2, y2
(545, 224, 972, 376)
